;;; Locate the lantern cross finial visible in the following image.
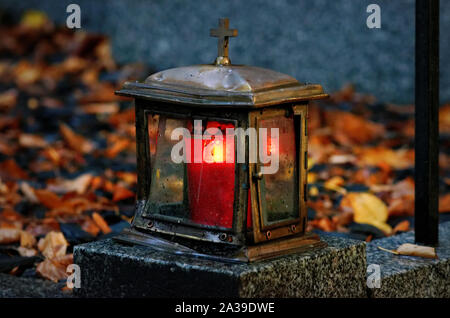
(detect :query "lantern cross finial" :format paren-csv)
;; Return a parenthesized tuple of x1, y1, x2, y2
(210, 18, 237, 66)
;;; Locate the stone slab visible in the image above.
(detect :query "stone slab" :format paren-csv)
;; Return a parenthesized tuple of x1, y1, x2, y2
(0, 273, 71, 298)
(73, 235, 366, 298)
(366, 222, 450, 298)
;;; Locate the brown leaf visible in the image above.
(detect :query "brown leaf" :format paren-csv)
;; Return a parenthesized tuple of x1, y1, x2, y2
(392, 220, 410, 234)
(34, 189, 63, 209)
(0, 89, 18, 110)
(59, 123, 94, 154)
(37, 231, 69, 259)
(18, 133, 48, 148)
(0, 159, 29, 180)
(112, 185, 135, 202)
(0, 228, 21, 244)
(36, 254, 73, 282)
(20, 230, 37, 248)
(81, 102, 119, 115)
(92, 212, 112, 234)
(105, 138, 130, 158)
(81, 216, 101, 236)
(18, 246, 38, 257)
(356, 147, 414, 170)
(20, 182, 39, 203)
(47, 173, 93, 195)
(439, 194, 450, 213)
(325, 110, 385, 145)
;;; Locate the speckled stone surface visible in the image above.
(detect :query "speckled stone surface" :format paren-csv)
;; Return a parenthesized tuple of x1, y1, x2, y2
(366, 222, 450, 298)
(73, 235, 366, 298)
(0, 273, 72, 298)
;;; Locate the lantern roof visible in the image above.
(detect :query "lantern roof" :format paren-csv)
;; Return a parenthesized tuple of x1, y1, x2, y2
(116, 18, 327, 107)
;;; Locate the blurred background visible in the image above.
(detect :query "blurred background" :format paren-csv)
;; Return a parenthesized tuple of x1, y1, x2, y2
(1, 0, 449, 104)
(0, 0, 449, 288)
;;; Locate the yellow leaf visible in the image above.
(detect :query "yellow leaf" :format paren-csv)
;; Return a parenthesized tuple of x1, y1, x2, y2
(21, 10, 50, 29)
(343, 192, 392, 234)
(324, 176, 347, 194)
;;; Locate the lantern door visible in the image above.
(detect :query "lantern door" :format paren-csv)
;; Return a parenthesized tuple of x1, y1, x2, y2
(249, 105, 308, 243)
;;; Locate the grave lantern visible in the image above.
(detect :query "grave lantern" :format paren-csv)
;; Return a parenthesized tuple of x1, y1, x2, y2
(115, 18, 329, 262)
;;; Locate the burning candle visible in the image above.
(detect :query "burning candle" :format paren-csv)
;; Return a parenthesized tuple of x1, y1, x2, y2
(187, 121, 236, 229)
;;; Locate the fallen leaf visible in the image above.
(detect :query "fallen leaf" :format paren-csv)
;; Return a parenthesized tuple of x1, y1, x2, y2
(0, 159, 29, 180)
(37, 231, 69, 259)
(34, 189, 63, 209)
(18, 246, 38, 257)
(396, 243, 438, 259)
(325, 110, 385, 145)
(81, 102, 119, 114)
(20, 230, 37, 248)
(341, 192, 392, 234)
(47, 173, 93, 195)
(324, 176, 347, 194)
(0, 228, 21, 244)
(19, 133, 48, 148)
(439, 193, 450, 213)
(19, 182, 39, 203)
(112, 185, 135, 202)
(92, 212, 112, 234)
(81, 216, 101, 236)
(36, 254, 73, 282)
(356, 147, 414, 170)
(59, 123, 94, 154)
(392, 220, 410, 234)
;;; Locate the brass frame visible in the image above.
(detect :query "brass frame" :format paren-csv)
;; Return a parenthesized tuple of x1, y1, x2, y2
(249, 104, 308, 243)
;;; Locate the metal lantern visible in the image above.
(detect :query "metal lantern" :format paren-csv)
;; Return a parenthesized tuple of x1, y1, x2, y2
(115, 18, 328, 262)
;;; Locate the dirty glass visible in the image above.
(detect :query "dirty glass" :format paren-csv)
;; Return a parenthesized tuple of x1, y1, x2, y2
(259, 115, 298, 226)
(146, 114, 236, 229)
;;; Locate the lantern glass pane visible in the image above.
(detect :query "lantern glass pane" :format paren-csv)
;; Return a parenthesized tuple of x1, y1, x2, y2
(259, 115, 298, 226)
(146, 113, 236, 229)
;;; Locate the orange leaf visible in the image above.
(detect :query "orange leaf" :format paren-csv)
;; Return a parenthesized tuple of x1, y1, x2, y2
(81, 216, 101, 236)
(105, 138, 130, 158)
(59, 123, 94, 154)
(0, 159, 29, 180)
(92, 212, 111, 234)
(112, 185, 135, 202)
(36, 254, 73, 282)
(37, 231, 69, 259)
(20, 230, 37, 248)
(392, 220, 410, 234)
(439, 194, 450, 213)
(34, 189, 63, 209)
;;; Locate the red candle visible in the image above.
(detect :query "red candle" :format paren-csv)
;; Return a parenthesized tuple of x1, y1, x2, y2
(187, 121, 235, 229)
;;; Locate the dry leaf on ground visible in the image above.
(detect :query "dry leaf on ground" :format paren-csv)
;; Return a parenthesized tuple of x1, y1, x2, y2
(92, 212, 112, 234)
(36, 254, 73, 282)
(341, 192, 392, 234)
(396, 243, 437, 259)
(37, 231, 69, 259)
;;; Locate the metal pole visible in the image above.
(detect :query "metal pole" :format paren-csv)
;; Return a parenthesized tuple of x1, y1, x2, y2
(415, 0, 439, 245)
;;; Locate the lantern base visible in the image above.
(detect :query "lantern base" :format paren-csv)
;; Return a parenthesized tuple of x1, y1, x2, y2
(113, 227, 326, 263)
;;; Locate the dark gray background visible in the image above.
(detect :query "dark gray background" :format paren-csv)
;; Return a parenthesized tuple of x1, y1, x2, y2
(0, 0, 448, 104)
